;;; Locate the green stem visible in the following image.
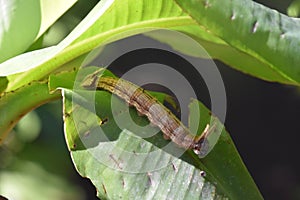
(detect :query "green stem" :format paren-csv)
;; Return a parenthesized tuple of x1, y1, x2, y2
(0, 82, 61, 144)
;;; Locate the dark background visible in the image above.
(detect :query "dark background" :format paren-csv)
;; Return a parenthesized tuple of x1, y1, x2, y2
(1, 0, 299, 199)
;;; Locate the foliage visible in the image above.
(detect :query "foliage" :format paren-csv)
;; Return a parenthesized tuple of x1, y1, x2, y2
(1, 0, 299, 199)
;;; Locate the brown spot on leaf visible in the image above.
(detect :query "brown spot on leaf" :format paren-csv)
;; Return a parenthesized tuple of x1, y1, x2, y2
(100, 117, 108, 125)
(102, 183, 107, 194)
(122, 178, 126, 188)
(172, 162, 178, 172)
(109, 154, 123, 169)
(203, 0, 211, 8)
(147, 172, 153, 187)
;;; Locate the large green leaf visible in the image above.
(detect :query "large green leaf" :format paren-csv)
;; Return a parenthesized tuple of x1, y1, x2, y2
(0, 0, 40, 63)
(51, 68, 262, 199)
(174, 0, 300, 85)
(0, 0, 76, 63)
(0, 0, 115, 90)
(4, 0, 299, 92)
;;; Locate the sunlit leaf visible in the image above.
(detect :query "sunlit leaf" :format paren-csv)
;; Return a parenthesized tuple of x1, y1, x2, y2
(0, 0, 76, 63)
(3, 0, 300, 92)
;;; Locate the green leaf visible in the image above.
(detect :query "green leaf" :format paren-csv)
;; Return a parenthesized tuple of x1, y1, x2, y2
(0, 0, 115, 84)
(0, 77, 8, 93)
(62, 89, 228, 199)
(0, 0, 76, 63)
(53, 68, 262, 199)
(36, 0, 77, 39)
(174, 0, 300, 85)
(0, 0, 40, 62)
(188, 99, 262, 199)
(3, 0, 299, 92)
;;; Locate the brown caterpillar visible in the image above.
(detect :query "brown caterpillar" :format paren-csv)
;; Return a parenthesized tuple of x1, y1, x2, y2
(81, 70, 213, 156)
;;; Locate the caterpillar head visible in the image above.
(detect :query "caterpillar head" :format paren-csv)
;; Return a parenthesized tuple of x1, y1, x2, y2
(193, 137, 209, 158)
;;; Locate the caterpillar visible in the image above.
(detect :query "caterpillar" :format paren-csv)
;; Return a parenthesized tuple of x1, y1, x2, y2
(81, 70, 213, 157)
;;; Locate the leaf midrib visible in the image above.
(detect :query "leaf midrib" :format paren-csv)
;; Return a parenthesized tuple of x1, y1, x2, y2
(6, 15, 197, 91)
